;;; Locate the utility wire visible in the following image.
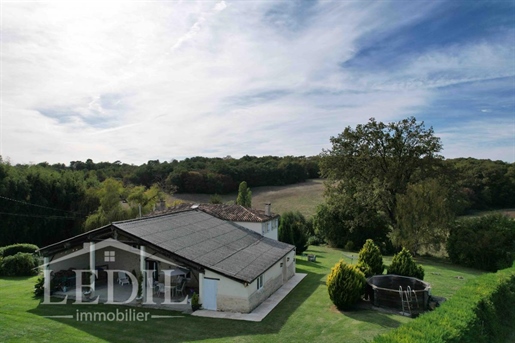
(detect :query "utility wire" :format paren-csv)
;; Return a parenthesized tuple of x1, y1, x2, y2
(0, 212, 77, 220)
(0, 195, 83, 216)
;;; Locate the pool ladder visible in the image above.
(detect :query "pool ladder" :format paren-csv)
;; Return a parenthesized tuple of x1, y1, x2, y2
(399, 286, 419, 316)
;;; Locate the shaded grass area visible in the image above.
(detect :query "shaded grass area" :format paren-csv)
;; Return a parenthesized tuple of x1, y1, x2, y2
(169, 179, 324, 218)
(460, 208, 515, 219)
(0, 246, 483, 343)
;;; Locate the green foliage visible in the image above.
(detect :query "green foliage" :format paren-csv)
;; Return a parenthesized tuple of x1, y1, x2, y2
(278, 211, 308, 254)
(166, 155, 319, 194)
(34, 276, 45, 297)
(326, 260, 366, 310)
(373, 264, 515, 343)
(0, 162, 88, 247)
(236, 181, 252, 207)
(0, 252, 38, 276)
(320, 116, 443, 228)
(357, 261, 373, 278)
(313, 193, 390, 250)
(209, 194, 223, 204)
(393, 178, 455, 255)
(307, 235, 324, 246)
(387, 248, 424, 280)
(447, 214, 515, 272)
(344, 241, 355, 251)
(137, 273, 143, 298)
(0, 243, 39, 257)
(357, 239, 384, 277)
(84, 179, 164, 231)
(191, 292, 201, 311)
(447, 157, 515, 210)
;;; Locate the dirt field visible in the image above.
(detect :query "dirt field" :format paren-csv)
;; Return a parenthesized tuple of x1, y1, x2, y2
(168, 179, 325, 218)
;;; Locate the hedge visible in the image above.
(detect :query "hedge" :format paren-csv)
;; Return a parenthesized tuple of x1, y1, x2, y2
(373, 263, 515, 343)
(0, 243, 39, 257)
(447, 214, 515, 272)
(0, 252, 38, 276)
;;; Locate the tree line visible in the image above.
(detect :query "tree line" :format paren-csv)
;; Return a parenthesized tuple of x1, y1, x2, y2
(0, 155, 319, 247)
(1, 119, 514, 252)
(39, 155, 321, 194)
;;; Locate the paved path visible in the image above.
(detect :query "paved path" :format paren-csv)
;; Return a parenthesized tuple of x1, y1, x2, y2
(191, 273, 307, 322)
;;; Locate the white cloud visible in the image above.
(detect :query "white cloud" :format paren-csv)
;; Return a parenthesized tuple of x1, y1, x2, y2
(1, 1, 513, 164)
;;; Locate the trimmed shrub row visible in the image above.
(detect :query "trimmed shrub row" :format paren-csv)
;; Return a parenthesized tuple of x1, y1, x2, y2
(0, 243, 39, 276)
(0, 252, 38, 276)
(0, 243, 39, 257)
(373, 264, 515, 343)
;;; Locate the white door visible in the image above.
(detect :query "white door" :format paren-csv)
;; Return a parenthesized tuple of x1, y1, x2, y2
(203, 278, 218, 311)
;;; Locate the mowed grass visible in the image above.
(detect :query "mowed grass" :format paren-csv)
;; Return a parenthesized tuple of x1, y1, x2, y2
(0, 246, 485, 343)
(169, 179, 325, 218)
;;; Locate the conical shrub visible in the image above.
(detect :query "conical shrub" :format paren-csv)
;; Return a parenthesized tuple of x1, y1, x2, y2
(387, 247, 425, 280)
(357, 239, 384, 277)
(327, 260, 366, 310)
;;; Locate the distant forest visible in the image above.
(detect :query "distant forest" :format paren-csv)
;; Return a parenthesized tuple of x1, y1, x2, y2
(0, 155, 514, 247)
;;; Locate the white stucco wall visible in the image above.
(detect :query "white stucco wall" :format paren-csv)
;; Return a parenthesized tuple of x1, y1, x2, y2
(204, 269, 250, 312)
(203, 248, 295, 313)
(247, 248, 295, 311)
(235, 217, 279, 240)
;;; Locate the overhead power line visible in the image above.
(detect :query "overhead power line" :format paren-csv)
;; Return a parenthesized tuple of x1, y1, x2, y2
(0, 212, 77, 220)
(0, 195, 83, 216)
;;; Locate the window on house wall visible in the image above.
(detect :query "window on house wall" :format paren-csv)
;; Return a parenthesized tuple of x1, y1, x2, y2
(268, 221, 272, 233)
(104, 251, 115, 262)
(257, 274, 264, 290)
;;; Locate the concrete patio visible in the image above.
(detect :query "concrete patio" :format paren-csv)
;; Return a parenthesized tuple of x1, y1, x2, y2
(51, 272, 306, 320)
(53, 282, 192, 313)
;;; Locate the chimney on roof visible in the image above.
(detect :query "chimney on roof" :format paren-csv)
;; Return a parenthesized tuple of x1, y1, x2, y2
(265, 203, 271, 216)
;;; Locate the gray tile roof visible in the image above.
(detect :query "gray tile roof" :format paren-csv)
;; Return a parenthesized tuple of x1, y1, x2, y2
(114, 209, 293, 283)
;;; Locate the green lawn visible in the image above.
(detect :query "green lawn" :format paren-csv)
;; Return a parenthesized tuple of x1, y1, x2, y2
(0, 246, 484, 343)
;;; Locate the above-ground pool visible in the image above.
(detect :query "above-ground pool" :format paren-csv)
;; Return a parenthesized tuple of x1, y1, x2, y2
(366, 275, 431, 316)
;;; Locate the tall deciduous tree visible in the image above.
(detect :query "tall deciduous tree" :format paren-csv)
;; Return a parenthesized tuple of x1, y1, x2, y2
(393, 178, 455, 255)
(236, 181, 252, 207)
(319, 117, 444, 248)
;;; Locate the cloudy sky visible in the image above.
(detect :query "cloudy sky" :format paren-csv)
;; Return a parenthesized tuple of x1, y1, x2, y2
(1, 0, 514, 165)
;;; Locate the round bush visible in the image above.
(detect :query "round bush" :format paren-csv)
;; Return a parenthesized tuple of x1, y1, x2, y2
(0, 243, 39, 257)
(0, 252, 38, 276)
(387, 248, 424, 280)
(307, 235, 324, 247)
(358, 239, 384, 277)
(327, 260, 366, 310)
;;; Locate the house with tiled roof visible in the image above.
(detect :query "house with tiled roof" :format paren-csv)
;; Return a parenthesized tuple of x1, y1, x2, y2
(38, 208, 295, 314)
(158, 203, 280, 240)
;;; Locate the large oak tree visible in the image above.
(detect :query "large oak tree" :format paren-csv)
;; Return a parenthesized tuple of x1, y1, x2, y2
(319, 117, 445, 249)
